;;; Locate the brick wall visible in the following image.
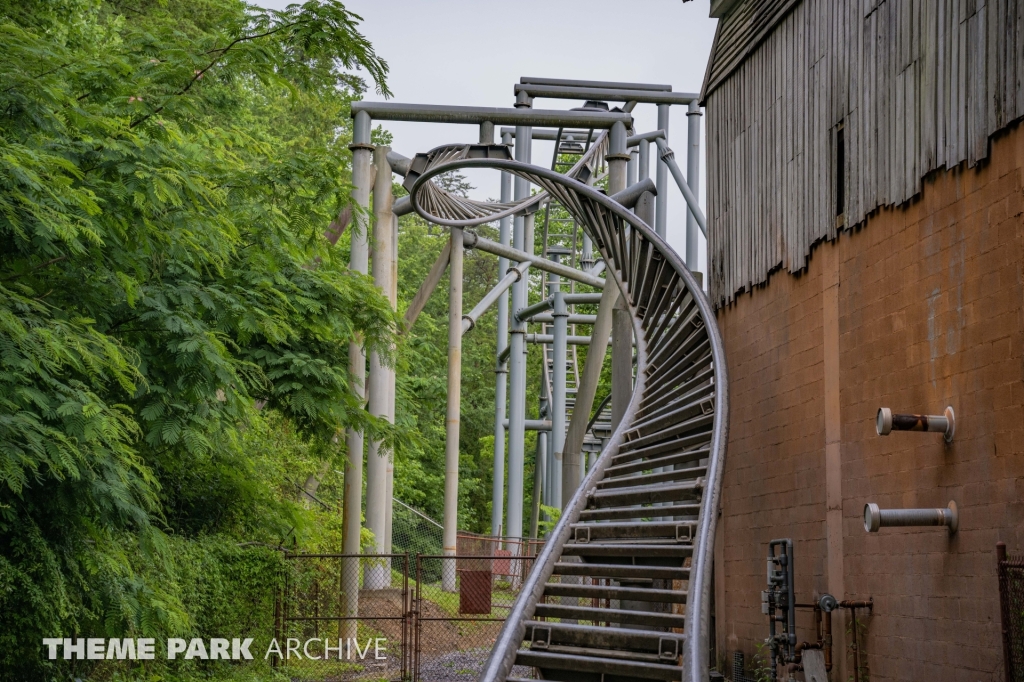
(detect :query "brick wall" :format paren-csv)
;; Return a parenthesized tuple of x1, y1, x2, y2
(714, 122, 1024, 681)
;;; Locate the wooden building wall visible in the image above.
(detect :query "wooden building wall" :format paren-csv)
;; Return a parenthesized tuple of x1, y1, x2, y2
(704, 0, 1024, 306)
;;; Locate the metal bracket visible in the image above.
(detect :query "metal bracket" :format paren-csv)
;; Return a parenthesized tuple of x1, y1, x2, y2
(658, 637, 679, 660)
(574, 526, 591, 544)
(676, 524, 693, 543)
(531, 625, 551, 649)
(700, 398, 714, 415)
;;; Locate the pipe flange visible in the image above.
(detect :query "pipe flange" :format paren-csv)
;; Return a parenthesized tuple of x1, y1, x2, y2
(947, 500, 959, 535)
(944, 406, 955, 443)
(863, 503, 881, 533)
(876, 407, 892, 436)
(348, 142, 375, 152)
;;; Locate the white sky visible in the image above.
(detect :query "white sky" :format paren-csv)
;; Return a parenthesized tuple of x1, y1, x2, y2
(256, 0, 718, 271)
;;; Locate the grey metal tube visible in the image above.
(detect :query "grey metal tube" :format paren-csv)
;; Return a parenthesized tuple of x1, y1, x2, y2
(525, 334, 613, 346)
(655, 105, 669, 239)
(530, 431, 547, 539)
(639, 139, 650, 181)
(403, 241, 450, 331)
(515, 296, 554, 322)
(685, 102, 701, 271)
(627, 129, 666, 147)
(364, 145, 395, 590)
(464, 262, 530, 334)
(502, 419, 553, 431)
(610, 178, 657, 210)
(351, 101, 631, 128)
(656, 138, 708, 238)
(386, 150, 412, 176)
(506, 123, 532, 545)
(492, 133, 513, 539)
(551, 291, 568, 510)
(514, 83, 697, 105)
(442, 228, 464, 591)
(561, 283, 619, 507)
(627, 147, 638, 188)
(864, 502, 959, 534)
(464, 231, 606, 289)
(500, 127, 601, 142)
(527, 313, 598, 325)
(611, 299, 632, 431)
(341, 110, 372, 639)
(520, 76, 673, 91)
(876, 406, 956, 442)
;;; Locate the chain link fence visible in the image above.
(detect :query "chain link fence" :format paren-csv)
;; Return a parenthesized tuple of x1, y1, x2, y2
(999, 543, 1024, 682)
(413, 553, 538, 682)
(276, 553, 411, 682)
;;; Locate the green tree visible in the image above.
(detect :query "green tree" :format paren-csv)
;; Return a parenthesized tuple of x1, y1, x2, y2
(0, 0, 394, 677)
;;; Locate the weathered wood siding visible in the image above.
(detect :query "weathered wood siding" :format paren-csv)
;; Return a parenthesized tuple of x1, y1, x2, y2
(705, 0, 1024, 306)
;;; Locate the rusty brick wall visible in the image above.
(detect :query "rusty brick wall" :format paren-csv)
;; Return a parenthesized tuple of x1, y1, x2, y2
(713, 122, 1024, 681)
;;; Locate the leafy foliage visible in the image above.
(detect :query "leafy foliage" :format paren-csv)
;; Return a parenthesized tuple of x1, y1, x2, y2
(0, 0, 395, 677)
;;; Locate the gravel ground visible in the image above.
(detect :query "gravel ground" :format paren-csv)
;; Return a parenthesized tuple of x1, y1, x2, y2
(417, 648, 534, 682)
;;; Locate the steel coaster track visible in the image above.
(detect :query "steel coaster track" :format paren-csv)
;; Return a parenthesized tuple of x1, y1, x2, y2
(408, 150, 728, 682)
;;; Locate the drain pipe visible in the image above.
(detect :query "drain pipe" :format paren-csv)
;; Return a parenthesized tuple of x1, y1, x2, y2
(876, 406, 955, 442)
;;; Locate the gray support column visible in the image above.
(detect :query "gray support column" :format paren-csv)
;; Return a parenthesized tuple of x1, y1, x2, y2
(655, 104, 670, 239)
(685, 101, 701, 272)
(442, 227, 464, 592)
(639, 139, 650, 182)
(551, 291, 568, 509)
(491, 133, 513, 539)
(561, 284, 618, 508)
(342, 110, 372, 639)
(627, 147, 638, 188)
(383, 213, 399, 555)
(506, 123, 532, 546)
(607, 121, 631, 434)
(611, 299, 632, 430)
(529, 430, 547, 539)
(364, 145, 394, 590)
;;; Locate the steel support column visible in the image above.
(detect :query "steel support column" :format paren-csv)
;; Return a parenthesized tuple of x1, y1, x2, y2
(506, 121, 532, 546)
(341, 110, 372, 639)
(442, 227, 463, 592)
(685, 101, 701, 272)
(655, 104, 670, 240)
(550, 290, 567, 510)
(491, 133, 513, 539)
(364, 145, 394, 590)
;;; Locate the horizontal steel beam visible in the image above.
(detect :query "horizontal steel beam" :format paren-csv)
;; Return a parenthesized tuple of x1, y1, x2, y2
(502, 419, 552, 431)
(464, 232, 606, 289)
(529, 313, 598, 325)
(500, 127, 602, 142)
(351, 101, 632, 128)
(514, 84, 698, 105)
(627, 129, 666, 147)
(520, 76, 673, 92)
(864, 501, 959, 534)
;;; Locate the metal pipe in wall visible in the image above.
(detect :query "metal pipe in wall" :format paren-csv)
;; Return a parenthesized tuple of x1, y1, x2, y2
(876, 406, 955, 442)
(863, 501, 959, 534)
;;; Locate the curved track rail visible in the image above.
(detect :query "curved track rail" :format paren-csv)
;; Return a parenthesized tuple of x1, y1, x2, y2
(410, 156, 728, 682)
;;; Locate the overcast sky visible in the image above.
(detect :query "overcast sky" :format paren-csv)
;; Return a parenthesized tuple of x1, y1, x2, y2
(256, 0, 718, 271)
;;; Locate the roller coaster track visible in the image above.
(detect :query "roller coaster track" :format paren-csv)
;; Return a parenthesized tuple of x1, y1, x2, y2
(407, 140, 729, 682)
